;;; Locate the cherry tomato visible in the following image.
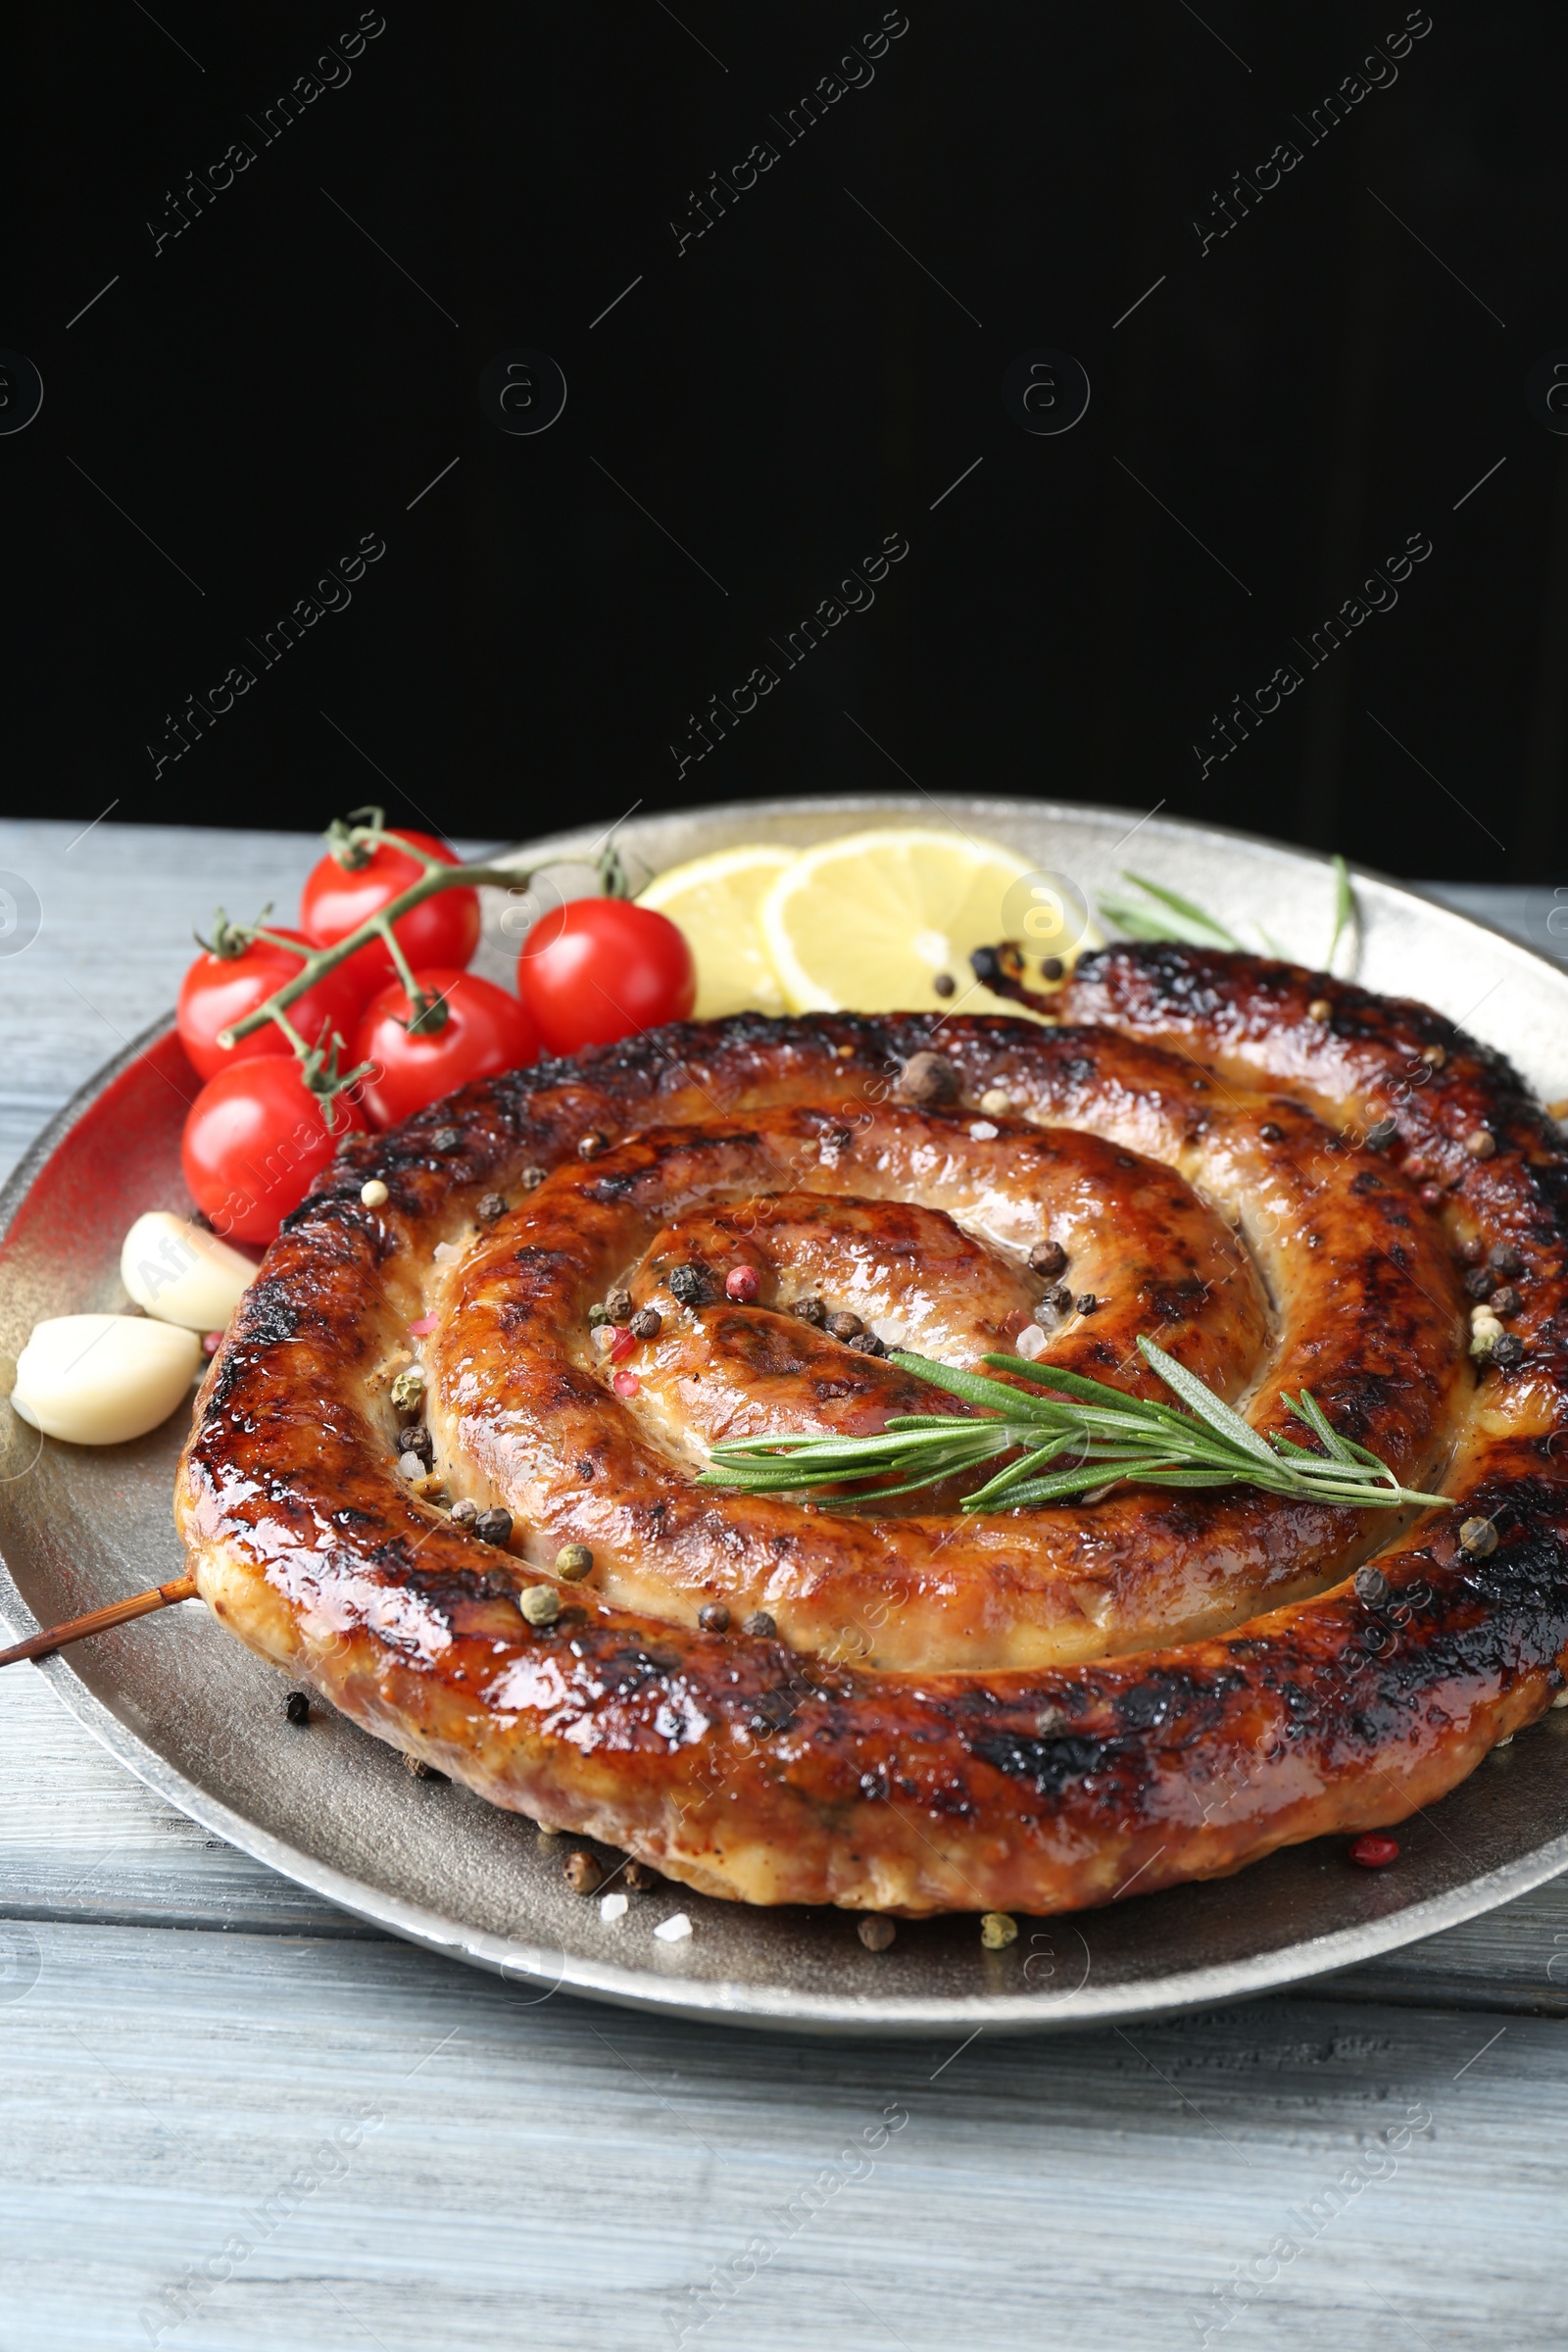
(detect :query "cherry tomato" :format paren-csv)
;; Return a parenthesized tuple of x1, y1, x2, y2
(176, 928, 371, 1083)
(354, 967, 539, 1127)
(517, 899, 696, 1054)
(181, 1058, 368, 1245)
(300, 829, 479, 993)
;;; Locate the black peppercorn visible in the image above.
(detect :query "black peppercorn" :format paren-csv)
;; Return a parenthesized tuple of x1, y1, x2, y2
(932, 973, 956, 998)
(1258, 1121, 1285, 1144)
(629, 1306, 662, 1341)
(475, 1192, 508, 1222)
(1028, 1240, 1067, 1278)
(667, 1264, 710, 1307)
(398, 1423, 433, 1464)
(474, 1506, 514, 1545)
(1489, 1243, 1524, 1276)
(825, 1310, 864, 1340)
(604, 1288, 634, 1325)
(698, 1601, 731, 1632)
(1490, 1286, 1521, 1318)
(1076, 1293, 1101, 1315)
(430, 1126, 463, 1154)
(284, 1690, 310, 1726)
(743, 1610, 777, 1638)
(1464, 1267, 1496, 1301)
(1492, 1333, 1526, 1368)
(793, 1297, 827, 1326)
(846, 1331, 887, 1355)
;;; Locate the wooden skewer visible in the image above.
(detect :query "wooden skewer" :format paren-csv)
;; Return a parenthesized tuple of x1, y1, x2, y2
(0, 1573, 199, 1669)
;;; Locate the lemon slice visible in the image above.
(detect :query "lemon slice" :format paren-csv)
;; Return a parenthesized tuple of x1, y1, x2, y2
(760, 826, 1059, 1014)
(638, 843, 797, 1017)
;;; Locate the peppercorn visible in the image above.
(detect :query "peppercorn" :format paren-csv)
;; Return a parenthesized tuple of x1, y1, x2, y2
(1490, 1243, 1523, 1276)
(932, 973, 956, 999)
(743, 1610, 777, 1638)
(858, 1916, 897, 1951)
(587, 1302, 611, 1329)
(1490, 1286, 1521, 1318)
(1307, 999, 1332, 1022)
(623, 1858, 660, 1890)
(1076, 1293, 1100, 1315)
(1043, 1284, 1073, 1316)
(980, 1088, 1011, 1116)
(1492, 1334, 1525, 1368)
(604, 1288, 633, 1325)
(980, 1912, 1018, 1949)
(629, 1306, 662, 1340)
(847, 1331, 887, 1356)
(403, 1752, 446, 1781)
(1421, 1044, 1447, 1070)
(360, 1178, 390, 1208)
(793, 1298, 827, 1326)
(398, 1423, 433, 1464)
(284, 1690, 310, 1725)
(474, 1506, 514, 1545)
(1352, 1567, 1390, 1603)
(667, 1264, 710, 1307)
(389, 1367, 425, 1415)
(1465, 1130, 1496, 1160)
(1365, 1119, 1397, 1151)
(725, 1265, 760, 1303)
(556, 1543, 594, 1581)
(564, 1849, 603, 1894)
(519, 1585, 561, 1627)
(430, 1126, 463, 1153)
(520, 1165, 546, 1191)
(577, 1130, 609, 1160)
(1459, 1517, 1498, 1557)
(1258, 1122, 1285, 1144)
(1420, 1186, 1445, 1209)
(1040, 956, 1064, 981)
(1464, 1268, 1496, 1301)
(1028, 1240, 1067, 1278)
(1348, 1834, 1399, 1868)
(897, 1050, 958, 1105)
(1458, 1237, 1486, 1264)
(825, 1310, 864, 1340)
(698, 1601, 731, 1632)
(449, 1497, 479, 1526)
(476, 1192, 508, 1222)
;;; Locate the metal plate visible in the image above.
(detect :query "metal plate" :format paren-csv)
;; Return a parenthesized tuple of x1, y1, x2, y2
(4, 794, 1568, 2036)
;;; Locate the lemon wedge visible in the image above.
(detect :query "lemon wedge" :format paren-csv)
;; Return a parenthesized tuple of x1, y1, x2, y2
(638, 843, 797, 1017)
(760, 826, 1059, 1014)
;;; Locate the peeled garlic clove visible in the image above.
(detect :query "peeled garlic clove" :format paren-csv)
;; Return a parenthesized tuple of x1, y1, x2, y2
(121, 1211, 255, 1332)
(9, 1314, 202, 1446)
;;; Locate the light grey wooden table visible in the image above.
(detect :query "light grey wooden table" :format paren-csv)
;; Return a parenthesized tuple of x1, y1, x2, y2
(1, 820, 1565, 2352)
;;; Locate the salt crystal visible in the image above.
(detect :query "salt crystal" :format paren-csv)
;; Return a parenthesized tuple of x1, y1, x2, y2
(872, 1321, 907, 1348)
(433, 1242, 462, 1264)
(1014, 1324, 1049, 1361)
(969, 1120, 999, 1141)
(600, 1890, 629, 1922)
(398, 1450, 425, 1479)
(654, 1912, 693, 1942)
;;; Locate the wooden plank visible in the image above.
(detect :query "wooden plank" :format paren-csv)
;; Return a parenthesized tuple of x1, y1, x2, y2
(0, 1919, 1561, 2351)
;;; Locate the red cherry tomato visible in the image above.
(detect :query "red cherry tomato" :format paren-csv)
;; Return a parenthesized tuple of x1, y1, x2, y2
(517, 899, 696, 1055)
(176, 928, 371, 1082)
(181, 1058, 368, 1245)
(300, 829, 479, 993)
(354, 967, 539, 1127)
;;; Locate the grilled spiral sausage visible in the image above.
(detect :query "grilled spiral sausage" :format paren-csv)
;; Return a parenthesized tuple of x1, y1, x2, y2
(175, 947, 1568, 1915)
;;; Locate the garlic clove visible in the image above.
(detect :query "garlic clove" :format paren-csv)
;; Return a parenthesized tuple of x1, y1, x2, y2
(9, 1314, 202, 1446)
(121, 1211, 256, 1332)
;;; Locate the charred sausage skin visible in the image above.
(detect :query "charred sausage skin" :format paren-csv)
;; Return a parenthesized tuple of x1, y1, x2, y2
(176, 948, 1568, 1915)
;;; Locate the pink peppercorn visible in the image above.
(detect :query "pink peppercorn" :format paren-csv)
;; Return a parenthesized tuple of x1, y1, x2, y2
(725, 1264, 760, 1302)
(1348, 1833, 1399, 1868)
(202, 1331, 222, 1356)
(608, 1325, 636, 1362)
(612, 1369, 641, 1399)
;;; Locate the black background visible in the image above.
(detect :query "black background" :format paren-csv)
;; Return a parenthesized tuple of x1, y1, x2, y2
(5, 1, 1565, 878)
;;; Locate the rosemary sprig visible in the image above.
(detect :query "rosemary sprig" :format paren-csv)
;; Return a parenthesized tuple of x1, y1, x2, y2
(700, 1338, 1450, 1515)
(1097, 871, 1247, 952)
